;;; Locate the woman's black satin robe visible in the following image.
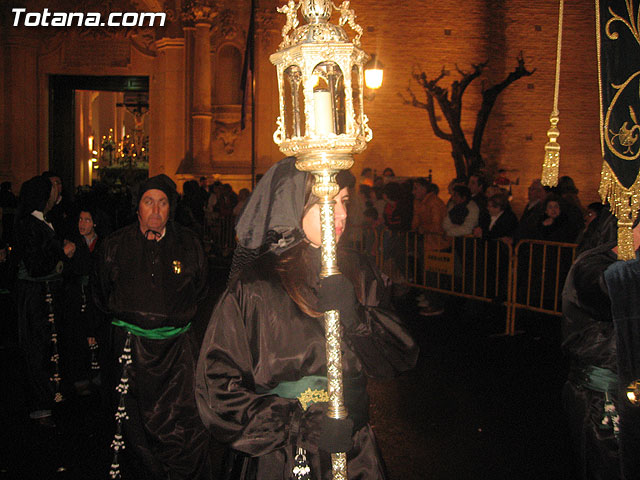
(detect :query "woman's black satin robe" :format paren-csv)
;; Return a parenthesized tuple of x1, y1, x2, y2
(13, 214, 67, 413)
(94, 222, 210, 480)
(196, 248, 419, 480)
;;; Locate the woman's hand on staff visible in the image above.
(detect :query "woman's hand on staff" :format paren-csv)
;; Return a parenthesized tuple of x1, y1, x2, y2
(301, 402, 354, 453)
(318, 274, 358, 329)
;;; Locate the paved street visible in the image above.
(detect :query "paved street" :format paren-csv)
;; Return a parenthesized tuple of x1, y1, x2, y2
(0, 262, 575, 479)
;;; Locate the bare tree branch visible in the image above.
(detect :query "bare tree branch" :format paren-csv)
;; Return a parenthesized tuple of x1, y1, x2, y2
(452, 61, 487, 105)
(472, 53, 536, 152)
(398, 86, 453, 141)
(405, 54, 534, 178)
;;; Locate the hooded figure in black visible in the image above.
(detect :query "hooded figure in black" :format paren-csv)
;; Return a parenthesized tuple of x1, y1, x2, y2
(196, 157, 419, 480)
(14, 175, 76, 424)
(93, 174, 210, 480)
(561, 241, 620, 479)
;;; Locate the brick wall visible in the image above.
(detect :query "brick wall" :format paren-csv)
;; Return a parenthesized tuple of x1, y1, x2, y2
(346, 0, 602, 214)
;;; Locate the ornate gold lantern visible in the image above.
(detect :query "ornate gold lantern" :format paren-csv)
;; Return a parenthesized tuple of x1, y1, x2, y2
(270, 0, 372, 167)
(270, 2, 373, 479)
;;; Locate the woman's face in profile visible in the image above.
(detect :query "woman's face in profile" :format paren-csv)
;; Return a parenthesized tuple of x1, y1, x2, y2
(302, 187, 350, 248)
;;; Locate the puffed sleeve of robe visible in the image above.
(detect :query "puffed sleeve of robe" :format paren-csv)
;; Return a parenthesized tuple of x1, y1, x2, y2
(195, 280, 326, 457)
(341, 250, 419, 378)
(561, 243, 617, 370)
(15, 217, 66, 277)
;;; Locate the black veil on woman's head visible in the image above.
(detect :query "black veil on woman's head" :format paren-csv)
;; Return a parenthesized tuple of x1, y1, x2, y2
(16, 175, 52, 219)
(229, 157, 355, 285)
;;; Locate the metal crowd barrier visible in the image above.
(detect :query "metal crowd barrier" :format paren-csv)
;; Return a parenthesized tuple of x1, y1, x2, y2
(507, 239, 577, 335)
(347, 227, 577, 336)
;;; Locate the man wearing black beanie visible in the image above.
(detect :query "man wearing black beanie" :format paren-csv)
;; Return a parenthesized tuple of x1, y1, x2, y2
(93, 174, 210, 479)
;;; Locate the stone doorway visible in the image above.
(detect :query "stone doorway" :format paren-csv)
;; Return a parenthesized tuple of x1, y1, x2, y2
(48, 75, 149, 194)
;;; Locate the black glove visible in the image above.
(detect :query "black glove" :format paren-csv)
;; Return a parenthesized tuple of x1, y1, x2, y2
(317, 415, 354, 453)
(317, 274, 358, 329)
(299, 402, 354, 454)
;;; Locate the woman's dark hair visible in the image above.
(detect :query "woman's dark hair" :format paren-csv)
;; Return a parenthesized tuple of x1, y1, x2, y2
(557, 176, 579, 195)
(275, 170, 360, 318)
(452, 185, 471, 202)
(17, 176, 52, 218)
(543, 194, 562, 209)
(586, 202, 604, 215)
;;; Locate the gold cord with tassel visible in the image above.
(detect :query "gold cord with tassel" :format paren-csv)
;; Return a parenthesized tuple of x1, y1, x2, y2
(542, 0, 564, 187)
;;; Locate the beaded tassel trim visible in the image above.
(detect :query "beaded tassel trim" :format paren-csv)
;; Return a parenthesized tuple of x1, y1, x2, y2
(45, 283, 64, 403)
(109, 332, 132, 480)
(599, 162, 640, 261)
(292, 447, 311, 480)
(600, 392, 620, 439)
(82, 284, 101, 373)
(90, 342, 100, 372)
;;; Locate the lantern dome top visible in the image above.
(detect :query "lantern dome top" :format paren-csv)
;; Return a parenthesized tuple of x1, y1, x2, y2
(275, 0, 363, 51)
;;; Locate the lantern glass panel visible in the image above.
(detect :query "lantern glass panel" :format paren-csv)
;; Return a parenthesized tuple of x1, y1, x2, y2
(351, 64, 362, 131)
(312, 61, 345, 136)
(284, 65, 304, 138)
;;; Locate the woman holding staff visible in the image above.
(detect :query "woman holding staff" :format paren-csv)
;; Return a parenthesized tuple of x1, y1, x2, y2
(196, 157, 418, 479)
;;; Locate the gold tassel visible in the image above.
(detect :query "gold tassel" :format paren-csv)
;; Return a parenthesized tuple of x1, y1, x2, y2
(542, 114, 560, 187)
(599, 162, 640, 261)
(542, 0, 564, 187)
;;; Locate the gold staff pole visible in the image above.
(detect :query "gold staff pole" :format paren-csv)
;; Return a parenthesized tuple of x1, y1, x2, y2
(297, 156, 352, 480)
(270, 1, 375, 478)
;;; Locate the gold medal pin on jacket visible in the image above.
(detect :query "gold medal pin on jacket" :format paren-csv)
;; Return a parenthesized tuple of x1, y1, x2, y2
(172, 260, 182, 274)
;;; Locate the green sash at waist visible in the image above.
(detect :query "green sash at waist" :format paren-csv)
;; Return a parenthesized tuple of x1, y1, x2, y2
(571, 365, 618, 393)
(112, 318, 191, 339)
(262, 374, 369, 430)
(260, 375, 329, 410)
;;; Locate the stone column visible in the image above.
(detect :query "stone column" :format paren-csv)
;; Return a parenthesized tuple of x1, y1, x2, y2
(151, 38, 186, 178)
(183, 26, 195, 155)
(186, 6, 218, 174)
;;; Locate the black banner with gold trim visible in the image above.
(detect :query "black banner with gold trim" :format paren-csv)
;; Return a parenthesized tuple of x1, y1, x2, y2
(597, 0, 640, 259)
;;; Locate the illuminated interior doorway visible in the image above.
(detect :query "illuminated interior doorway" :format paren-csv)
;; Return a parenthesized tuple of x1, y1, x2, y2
(48, 75, 149, 194)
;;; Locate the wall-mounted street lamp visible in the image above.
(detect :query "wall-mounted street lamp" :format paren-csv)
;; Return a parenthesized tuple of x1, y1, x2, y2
(364, 54, 384, 99)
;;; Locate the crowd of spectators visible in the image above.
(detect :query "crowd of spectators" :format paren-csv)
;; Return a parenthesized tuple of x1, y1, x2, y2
(347, 168, 616, 255)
